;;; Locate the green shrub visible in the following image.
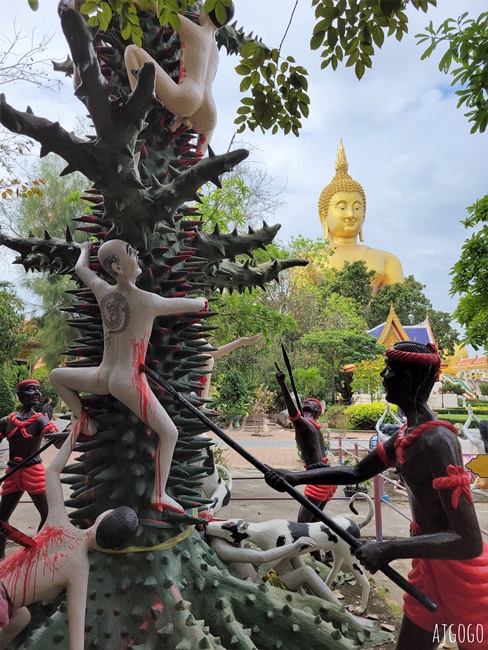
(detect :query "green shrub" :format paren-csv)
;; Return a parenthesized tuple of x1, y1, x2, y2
(0, 370, 15, 418)
(325, 404, 350, 430)
(345, 402, 399, 430)
(437, 414, 470, 425)
(472, 407, 488, 415)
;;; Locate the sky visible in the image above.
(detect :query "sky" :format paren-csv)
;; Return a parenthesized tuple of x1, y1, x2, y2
(2, 0, 488, 327)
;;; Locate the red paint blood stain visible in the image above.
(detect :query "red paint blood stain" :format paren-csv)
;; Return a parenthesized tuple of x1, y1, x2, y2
(131, 336, 155, 428)
(0, 526, 81, 607)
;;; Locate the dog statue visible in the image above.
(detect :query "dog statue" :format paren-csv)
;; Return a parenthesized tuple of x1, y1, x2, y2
(207, 493, 374, 614)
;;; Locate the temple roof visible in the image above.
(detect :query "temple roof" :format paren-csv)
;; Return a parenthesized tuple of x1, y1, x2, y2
(367, 305, 435, 348)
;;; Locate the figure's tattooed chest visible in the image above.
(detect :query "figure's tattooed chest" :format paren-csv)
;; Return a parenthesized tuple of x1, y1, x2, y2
(100, 293, 131, 346)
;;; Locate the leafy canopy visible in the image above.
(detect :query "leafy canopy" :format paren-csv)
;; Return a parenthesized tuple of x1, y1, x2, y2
(450, 195, 488, 349)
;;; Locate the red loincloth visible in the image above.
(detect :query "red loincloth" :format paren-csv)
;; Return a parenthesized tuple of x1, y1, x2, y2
(403, 541, 488, 649)
(1, 464, 46, 496)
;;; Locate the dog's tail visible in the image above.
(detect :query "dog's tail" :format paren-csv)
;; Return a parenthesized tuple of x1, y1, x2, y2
(347, 492, 374, 529)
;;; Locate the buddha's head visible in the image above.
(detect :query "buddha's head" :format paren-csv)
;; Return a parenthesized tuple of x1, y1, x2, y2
(318, 141, 366, 242)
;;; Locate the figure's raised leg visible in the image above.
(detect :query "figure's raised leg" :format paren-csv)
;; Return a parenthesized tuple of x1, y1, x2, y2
(124, 45, 202, 119)
(112, 375, 183, 513)
(50, 367, 104, 437)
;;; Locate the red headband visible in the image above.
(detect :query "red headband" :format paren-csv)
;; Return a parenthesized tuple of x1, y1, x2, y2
(17, 379, 40, 390)
(385, 343, 441, 381)
(303, 398, 323, 417)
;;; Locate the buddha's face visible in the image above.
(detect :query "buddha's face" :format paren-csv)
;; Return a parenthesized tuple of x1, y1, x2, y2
(327, 191, 364, 238)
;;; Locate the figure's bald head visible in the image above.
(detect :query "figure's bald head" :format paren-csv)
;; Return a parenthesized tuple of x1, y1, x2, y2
(98, 240, 137, 278)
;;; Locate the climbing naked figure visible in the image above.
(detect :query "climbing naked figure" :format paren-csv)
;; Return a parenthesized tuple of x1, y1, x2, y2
(124, 2, 235, 154)
(50, 239, 207, 513)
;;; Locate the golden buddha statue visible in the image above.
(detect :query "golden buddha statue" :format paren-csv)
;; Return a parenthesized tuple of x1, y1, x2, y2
(318, 141, 404, 293)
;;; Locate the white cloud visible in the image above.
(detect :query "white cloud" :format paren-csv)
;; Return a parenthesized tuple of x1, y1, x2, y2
(3, 0, 487, 323)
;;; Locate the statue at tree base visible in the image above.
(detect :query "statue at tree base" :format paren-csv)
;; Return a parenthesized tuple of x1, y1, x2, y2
(0, 380, 58, 560)
(266, 342, 488, 650)
(0, 425, 138, 650)
(317, 140, 404, 294)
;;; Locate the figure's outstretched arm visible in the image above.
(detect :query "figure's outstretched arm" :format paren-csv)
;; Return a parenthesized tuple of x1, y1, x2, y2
(45, 428, 80, 523)
(463, 427, 484, 454)
(152, 295, 207, 317)
(210, 334, 263, 361)
(265, 432, 397, 491)
(357, 429, 483, 574)
(75, 241, 107, 293)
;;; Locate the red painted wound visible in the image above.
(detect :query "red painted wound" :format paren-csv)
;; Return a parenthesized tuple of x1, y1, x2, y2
(0, 525, 81, 607)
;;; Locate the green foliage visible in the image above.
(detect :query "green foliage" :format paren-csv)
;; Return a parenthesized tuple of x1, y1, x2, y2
(0, 369, 15, 418)
(302, 328, 384, 404)
(78, 0, 232, 45)
(435, 413, 469, 425)
(252, 383, 277, 415)
(325, 403, 350, 429)
(345, 402, 397, 430)
(0, 282, 31, 366)
(329, 261, 374, 311)
(212, 442, 231, 471)
(417, 11, 488, 134)
(235, 42, 309, 137)
(311, 0, 436, 79)
(213, 360, 255, 418)
(293, 366, 326, 398)
(479, 383, 488, 397)
(69, 0, 439, 137)
(12, 155, 89, 368)
(199, 176, 250, 233)
(451, 196, 488, 349)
